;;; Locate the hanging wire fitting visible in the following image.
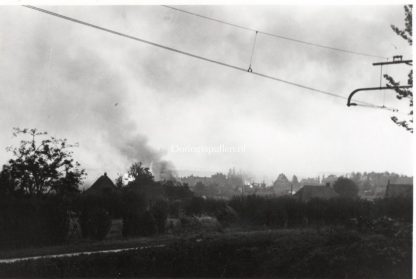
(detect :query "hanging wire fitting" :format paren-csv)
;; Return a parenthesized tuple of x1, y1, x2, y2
(248, 31, 258, 72)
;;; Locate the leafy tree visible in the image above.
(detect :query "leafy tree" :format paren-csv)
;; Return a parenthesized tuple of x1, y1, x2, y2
(0, 168, 17, 198)
(211, 172, 227, 185)
(206, 183, 220, 197)
(391, 5, 412, 45)
(115, 175, 124, 189)
(194, 181, 207, 197)
(121, 189, 146, 237)
(3, 128, 85, 196)
(128, 162, 154, 185)
(333, 177, 359, 199)
(384, 5, 413, 132)
(184, 196, 205, 216)
(321, 175, 338, 187)
(151, 199, 169, 233)
(162, 180, 193, 200)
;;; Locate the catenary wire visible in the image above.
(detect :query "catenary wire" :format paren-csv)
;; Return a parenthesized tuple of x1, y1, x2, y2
(23, 5, 383, 108)
(162, 5, 387, 60)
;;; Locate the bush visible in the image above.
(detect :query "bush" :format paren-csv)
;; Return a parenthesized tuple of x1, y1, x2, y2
(215, 205, 239, 226)
(80, 207, 111, 241)
(374, 197, 412, 222)
(0, 196, 70, 249)
(229, 195, 304, 228)
(371, 216, 396, 236)
(184, 197, 205, 216)
(122, 214, 140, 237)
(227, 195, 411, 230)
(333, 177, 359, 199)
(121, 190, 147, 237)
(151, 200, 168, 234)
(139, 211, 158, 236)
(179, 216, 201, 232)
(123, 211, 157, 237)
(79, 192, 124, 219)
(42, 197, 71, 243)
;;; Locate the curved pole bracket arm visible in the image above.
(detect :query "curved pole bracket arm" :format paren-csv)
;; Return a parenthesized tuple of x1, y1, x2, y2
(347, 85, 413, 107)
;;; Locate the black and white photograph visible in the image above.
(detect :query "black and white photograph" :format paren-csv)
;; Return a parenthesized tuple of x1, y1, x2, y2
(0, 2, 413, 278)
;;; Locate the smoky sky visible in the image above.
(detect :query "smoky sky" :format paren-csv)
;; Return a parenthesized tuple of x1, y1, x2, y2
(0, 5, 412, 184)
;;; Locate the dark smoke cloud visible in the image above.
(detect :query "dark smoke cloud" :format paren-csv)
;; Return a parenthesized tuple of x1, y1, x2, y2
(0, 9, 176, 182)
(118, 134, 177, 181)
(59, 49, 178, 181)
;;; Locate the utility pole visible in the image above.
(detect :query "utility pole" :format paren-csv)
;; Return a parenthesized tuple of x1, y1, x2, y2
(372, 55, 412, 66)
(347, 55, 413, 109)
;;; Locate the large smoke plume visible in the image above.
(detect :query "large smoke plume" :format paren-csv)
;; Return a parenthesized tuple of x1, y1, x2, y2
(118, 134, 177, 181)
(0, 10, 176, 182)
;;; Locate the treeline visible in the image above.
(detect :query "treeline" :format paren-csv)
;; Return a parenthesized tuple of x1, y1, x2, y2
(229, 195, 412, 232)
(0, 180, 190, 248)
(179, 169, 247, 198)
(0, 128, 412, 251)
(0, 180, 412, 249)
(180, 170, 412, 199)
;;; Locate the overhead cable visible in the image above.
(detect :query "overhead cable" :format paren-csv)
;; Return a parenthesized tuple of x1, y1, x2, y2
(23, 5, 379, 107)
(162, 5, 387, 59)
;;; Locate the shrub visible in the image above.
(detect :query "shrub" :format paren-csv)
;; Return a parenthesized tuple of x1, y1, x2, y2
(42, 197, 70, 243)
(184, 197, 205, 216)
(151, 200, 168, 234)
(215, 205, 239, 226)
(179, 216, 201, 232)
(138, 211, 158, 236)
(229, 195, 304, 228)
(80, 207, 111, 240)
(123, 211, 157, 237)
(121, 190, 147, 237)
(122, 214, 141, 237)
(0, 196, 70, 249)
(374, 197, 412, 222)
(370, 216, 400, 237)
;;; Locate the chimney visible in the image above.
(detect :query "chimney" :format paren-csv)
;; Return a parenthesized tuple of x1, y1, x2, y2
(104, 172, 107, 177)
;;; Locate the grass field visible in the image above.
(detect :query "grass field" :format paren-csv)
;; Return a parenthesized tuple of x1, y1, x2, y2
(0, 227, 411, 278)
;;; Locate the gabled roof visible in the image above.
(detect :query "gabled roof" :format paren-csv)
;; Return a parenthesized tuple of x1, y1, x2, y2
(85, 173, 117, 196)
(295, 185, 338, 201)
(385, 183, 412, 198)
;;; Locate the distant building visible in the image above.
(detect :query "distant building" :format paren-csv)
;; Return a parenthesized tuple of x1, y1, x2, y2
(84, 172, 117, 196)
(294, 184, 338, 202)
(385, 181, 412, 198)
